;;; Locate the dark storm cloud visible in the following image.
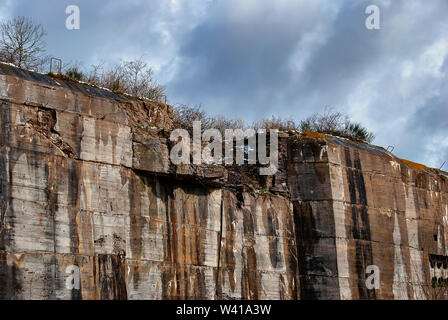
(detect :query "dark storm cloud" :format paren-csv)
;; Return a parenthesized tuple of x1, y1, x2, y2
(167, 0, 448, 166)
(168, 0, 339, 119)
(1, 0, 448, 166)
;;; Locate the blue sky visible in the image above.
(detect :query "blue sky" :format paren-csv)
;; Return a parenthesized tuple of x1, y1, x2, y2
(1, 0, 448, 167)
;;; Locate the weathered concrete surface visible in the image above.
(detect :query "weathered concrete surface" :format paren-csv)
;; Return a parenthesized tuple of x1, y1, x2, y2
(289, 133, 448, 300)
(0, 64, 297, 300)
(0, 63, 447, 300)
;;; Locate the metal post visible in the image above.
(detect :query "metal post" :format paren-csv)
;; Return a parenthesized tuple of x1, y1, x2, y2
(50, 58, 62, 74)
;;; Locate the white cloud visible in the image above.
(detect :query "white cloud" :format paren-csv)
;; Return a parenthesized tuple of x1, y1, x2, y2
(4, 0, 448, 166)
(425, 134, 448, 168)
(0, 0, 13, 21)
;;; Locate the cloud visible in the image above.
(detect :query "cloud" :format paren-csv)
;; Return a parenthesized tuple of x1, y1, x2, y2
(1, 0, 448, 167)
(167, 0, 448, 166)
(0, 0, 13, 21)
(167, 0, 343, 118)
(3, 0, 209, 74)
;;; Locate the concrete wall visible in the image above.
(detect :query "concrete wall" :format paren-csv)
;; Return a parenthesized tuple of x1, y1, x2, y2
(0, 63, 446, 299)
(289, 134, 448, 299)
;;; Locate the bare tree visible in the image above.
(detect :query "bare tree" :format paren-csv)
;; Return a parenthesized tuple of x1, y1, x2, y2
(173, 104, 244, 135)
(252, 115, 299, 132)
(0, 16, 47, 71)
(101, 63, 126, 92)
(172, 104, 210, 134)
(209, 115, 245, 136)
(123, 59, 147, 96)
(86, 63, 104, 84)
(122, 59, 165, 101)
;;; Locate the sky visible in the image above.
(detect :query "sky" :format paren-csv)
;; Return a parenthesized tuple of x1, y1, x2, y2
(1, 0, 447, 168)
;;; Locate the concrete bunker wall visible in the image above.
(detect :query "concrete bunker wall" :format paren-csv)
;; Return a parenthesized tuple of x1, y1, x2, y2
(0, 63, 447, 300)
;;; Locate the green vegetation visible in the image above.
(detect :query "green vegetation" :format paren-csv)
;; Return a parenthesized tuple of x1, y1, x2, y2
(65, 67, 84, 81)
(299, 108, 375, 142)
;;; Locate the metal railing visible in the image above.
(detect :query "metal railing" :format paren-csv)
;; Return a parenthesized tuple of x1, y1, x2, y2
(50, 57, 62, 74)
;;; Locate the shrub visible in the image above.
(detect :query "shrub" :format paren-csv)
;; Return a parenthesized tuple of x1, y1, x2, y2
(252, 115, 299, 132)
(172, 104, 244, 135)
(299, 108, 375, 142)
(63, 59, 167, 101)
(65, 67, 84, 81)
(172, 106, 375, 143)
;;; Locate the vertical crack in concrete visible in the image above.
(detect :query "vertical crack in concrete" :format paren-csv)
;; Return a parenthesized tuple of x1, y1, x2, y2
(345, 148, 375, 300)
(214, 194, 224, 299)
